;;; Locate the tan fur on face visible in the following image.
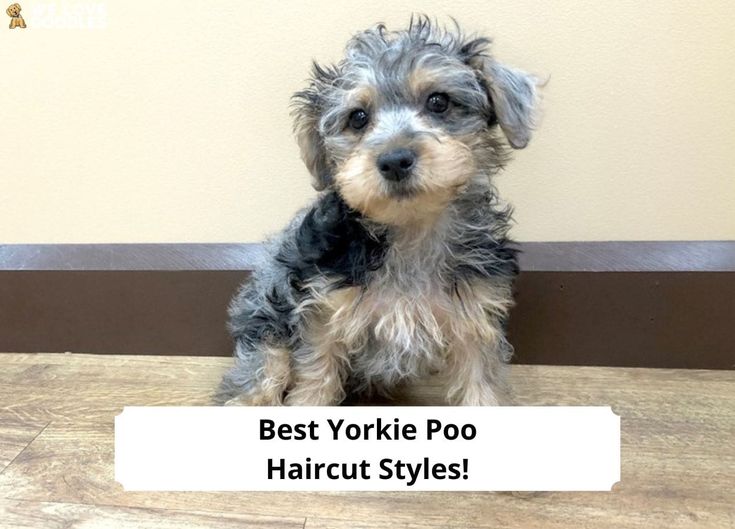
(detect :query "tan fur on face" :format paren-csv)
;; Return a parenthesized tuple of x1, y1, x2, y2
(406, 67, 458, 101)
(334, 132, 476, 225)
(407, 68, 434, 98)
(344, 85, 377, 115)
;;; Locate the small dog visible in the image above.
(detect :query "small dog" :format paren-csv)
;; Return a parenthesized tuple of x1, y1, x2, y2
(218, 17, 539, 406)
(7, 3, 26, 29)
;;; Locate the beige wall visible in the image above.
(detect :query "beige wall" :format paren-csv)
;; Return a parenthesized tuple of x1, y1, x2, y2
(1, 0, 734, 243)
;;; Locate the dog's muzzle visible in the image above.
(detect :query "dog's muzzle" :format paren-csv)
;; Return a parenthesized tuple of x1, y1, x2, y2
(377, 148, 416, 182)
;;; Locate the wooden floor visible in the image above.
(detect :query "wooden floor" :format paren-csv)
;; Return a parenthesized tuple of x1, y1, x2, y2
(0, 353, 733, 528)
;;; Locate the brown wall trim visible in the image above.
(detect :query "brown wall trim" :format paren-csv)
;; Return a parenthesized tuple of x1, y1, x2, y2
(2, 241, 735, 271)
(518, 241, 735, 272)
(0, 271, 248, 358)
(1, 242, 733, 369)
(0, 243, 265, 271)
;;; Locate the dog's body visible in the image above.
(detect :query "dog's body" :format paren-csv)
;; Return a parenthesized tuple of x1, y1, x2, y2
(218, 17, 539, 406)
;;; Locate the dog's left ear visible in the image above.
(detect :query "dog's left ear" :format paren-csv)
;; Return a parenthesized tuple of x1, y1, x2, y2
(473, 58, 540, 149)
(291, 63, 337, 191)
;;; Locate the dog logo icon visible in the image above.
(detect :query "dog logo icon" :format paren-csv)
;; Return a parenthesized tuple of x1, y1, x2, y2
(7, 3, 26, 29)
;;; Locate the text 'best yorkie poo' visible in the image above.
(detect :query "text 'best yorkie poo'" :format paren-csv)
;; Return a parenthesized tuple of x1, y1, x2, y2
(217, 17, 540, 406)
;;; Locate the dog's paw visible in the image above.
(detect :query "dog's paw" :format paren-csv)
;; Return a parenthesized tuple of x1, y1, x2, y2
(224, 390, 283, 407)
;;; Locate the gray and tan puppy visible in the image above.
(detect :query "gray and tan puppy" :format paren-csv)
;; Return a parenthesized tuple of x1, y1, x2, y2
(218, 17, 539, 406)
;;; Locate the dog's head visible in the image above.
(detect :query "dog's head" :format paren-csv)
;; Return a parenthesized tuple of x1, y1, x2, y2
(292, 16, 540, 225)
(6, 3, 21, 17)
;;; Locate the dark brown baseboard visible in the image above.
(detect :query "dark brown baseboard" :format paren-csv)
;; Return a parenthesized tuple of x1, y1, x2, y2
(1, 242, 733, 369)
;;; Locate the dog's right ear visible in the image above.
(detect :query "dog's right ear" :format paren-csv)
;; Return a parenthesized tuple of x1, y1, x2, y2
(291, 62, 338, 191)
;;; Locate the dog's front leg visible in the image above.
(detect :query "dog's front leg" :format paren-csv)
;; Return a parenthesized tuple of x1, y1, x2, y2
(219, 342, 292, 406)
(284, 331, 348, 406)
(443, 331, 511, 406)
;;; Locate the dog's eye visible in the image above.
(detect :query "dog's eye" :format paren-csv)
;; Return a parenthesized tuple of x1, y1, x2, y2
(348, 109, 369, 130)
(426, 93, 450, 114)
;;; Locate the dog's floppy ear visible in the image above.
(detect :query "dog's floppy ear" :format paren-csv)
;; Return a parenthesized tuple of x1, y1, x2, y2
(291, 62, 338, 191)
(468, 51, 540, 149)
(487, 62, 539, 148)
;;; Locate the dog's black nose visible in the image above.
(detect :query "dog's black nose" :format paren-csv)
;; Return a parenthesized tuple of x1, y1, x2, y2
(377, 148, 416, 182)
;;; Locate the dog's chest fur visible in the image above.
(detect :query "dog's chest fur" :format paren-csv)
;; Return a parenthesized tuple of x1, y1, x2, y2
(279, 188, 516, 390)
(312, 227, 512, 389)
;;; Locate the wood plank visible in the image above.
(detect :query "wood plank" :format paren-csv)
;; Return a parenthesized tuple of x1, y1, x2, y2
(0, 354, 228, 422)
(0, 414, 47, 473)
(304, 519, 471, 529)
(0, 499, 304, 529)
(0, 353, 733, 529)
